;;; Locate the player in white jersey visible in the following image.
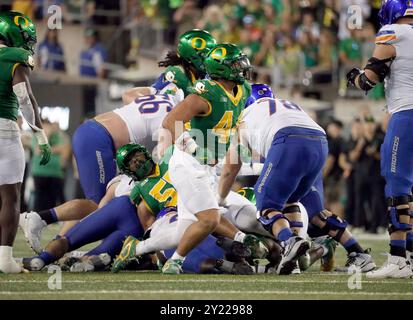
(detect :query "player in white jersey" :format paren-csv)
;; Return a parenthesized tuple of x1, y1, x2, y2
(72, 84, 183, 204)
(347, 0, 413, 278)
(218, 84, 328, 275)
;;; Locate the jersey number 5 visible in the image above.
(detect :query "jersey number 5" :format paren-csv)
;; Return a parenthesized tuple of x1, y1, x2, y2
(149, 172, 176, 206)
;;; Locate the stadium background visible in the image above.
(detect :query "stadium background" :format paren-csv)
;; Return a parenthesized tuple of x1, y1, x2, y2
(0, 0, 387, 235)
(1, 0, 413, 301)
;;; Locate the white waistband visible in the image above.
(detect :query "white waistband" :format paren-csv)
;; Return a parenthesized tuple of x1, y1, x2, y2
(0, 118, 20, 138)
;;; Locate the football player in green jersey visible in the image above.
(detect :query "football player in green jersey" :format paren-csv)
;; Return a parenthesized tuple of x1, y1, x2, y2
(112, 143, 268, 273)
(0, 11, 51, 273)
(122, 29, 216, 104)
(160, 43, 255, 274)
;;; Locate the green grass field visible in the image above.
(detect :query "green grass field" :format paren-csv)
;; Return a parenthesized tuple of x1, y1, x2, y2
(0, 225, 412, 300)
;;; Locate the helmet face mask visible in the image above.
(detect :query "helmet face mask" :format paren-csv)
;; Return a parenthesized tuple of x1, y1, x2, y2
(205, 44, 253, 84)
(116, 144, 154, 181)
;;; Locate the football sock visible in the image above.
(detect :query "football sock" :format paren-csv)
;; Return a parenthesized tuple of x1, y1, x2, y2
(38, 208, 58, 225)
(390, 240, 406, 258)
(406, 232, 413, 252)
(171, 252, 185, 261)
(343, 238, 364, 254)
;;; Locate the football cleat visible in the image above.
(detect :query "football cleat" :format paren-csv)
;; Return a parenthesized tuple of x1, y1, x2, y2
(291, 261, 301, 274)
(0, 258, 23, 274)
(366, 254, 413, 279)
(19, 211, 46, 254)
(277, 236, 310, 275)
(216, 237, 251, 258)
(335, 249, 376, 273)
(71, 254, 111, 272)
(162, 258, 183, 274)
(215, 259, 254, 275)
(111, 236, 139, 273)
(21, 257, 45, 271)
(407, 251, 413, 271)
(243, 234, 268, 259)
(316, 236, 337, 272)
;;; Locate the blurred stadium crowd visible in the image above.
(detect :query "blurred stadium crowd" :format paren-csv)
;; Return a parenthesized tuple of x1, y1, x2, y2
(0, 0, 388, 234)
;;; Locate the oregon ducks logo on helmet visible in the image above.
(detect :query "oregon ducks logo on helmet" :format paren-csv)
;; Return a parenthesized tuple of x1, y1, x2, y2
(13, 15, 29, 28)
(191, 37, 207, 51)
(210, 47, 227, 60)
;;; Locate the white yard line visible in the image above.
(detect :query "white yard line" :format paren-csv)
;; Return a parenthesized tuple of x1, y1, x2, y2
(0, 278, 409, 285)
(0, 290, 411, 296)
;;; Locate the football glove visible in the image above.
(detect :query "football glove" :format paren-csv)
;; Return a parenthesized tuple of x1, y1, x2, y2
(39, 144, 51, 166)
(346, 68, 362, 87)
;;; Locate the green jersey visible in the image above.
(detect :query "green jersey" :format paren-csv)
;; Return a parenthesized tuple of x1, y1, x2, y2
(162, 65, 197, 97)
(188, 79, 251, 161)
(0, 46, 34, 121)
(129, 160, 176, 216)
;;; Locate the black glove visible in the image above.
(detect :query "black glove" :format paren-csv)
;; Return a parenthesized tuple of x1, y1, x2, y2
(346, 68, 363, 87)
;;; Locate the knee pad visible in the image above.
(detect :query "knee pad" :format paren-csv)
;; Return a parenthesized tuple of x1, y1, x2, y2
(318, 211, 348, 242)
(387, 196, 412, 234)
(258, 210, 289, 233)
(283, 205, 303, 228)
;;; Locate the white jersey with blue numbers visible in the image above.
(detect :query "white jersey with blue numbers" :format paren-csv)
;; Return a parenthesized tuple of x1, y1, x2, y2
(376, 24, 413, 114)
(113, 93, 180, 152)
(240, 98, 325, 158)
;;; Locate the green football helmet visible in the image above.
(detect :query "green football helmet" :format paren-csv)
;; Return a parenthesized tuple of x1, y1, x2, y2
(177, 29, 216, 73)
(116, 143, 154, 181)
(0, 11, 37, 54)
(237, 187, 256, 205)
(204, 43, 252, 84)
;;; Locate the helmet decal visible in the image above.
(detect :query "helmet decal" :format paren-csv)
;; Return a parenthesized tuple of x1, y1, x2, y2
(191, 37, 207, 51)
(211, 47, 227, 60)
(13, 15, 29, 28)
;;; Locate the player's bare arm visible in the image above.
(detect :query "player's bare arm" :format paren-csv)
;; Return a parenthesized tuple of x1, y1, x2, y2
(161, 93, 209, 153)
(137, 200, 156, 231)
(122, 86, 156, 105)
(13, 65, 51, 165)
(347, 43, 396, 91)
(218, 125, 244, 201)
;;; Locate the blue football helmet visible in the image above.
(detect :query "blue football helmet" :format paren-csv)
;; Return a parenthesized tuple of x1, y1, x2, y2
(378, 0, 413, 26)
(245, 83, 275, 108)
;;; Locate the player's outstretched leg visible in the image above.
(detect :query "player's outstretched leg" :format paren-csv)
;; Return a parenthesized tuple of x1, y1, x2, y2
(19, 199, 97, 254)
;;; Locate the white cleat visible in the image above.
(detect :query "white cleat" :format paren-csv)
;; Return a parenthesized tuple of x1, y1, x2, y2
(19, 211, 46, 254)
(336, 251, 376, 273)
(277, 236, 310, 275)
(0, 258, 23, 274)
(366, 254, 413, 279)
(407, 251, 413, 271)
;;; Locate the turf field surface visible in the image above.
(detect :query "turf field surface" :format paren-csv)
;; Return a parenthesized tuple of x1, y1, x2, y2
(1, 226, 412, 300)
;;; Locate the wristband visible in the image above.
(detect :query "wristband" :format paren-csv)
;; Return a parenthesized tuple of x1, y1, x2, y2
(34, 130, 48, 145)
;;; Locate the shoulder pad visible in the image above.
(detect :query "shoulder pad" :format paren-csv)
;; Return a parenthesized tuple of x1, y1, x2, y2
(7, 47, 34, 69)
(191, 79, 216, 94)
(164, 66, 185, 82)
(375, 25, 399, 45)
